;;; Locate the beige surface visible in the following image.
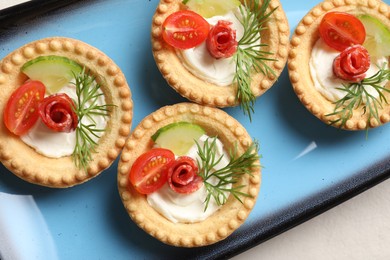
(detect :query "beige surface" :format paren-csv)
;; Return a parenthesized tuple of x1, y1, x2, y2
(1, 0, 390, 258)
(233, 178, 390, 259)
(0, 0, 29, 9)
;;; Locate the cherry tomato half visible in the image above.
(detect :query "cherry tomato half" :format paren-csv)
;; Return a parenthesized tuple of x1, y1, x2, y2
(319, 12, 366, 52)
(129, 148, 175, 194)
(3, 80, 45, 136)
(162, 10, 210, 50)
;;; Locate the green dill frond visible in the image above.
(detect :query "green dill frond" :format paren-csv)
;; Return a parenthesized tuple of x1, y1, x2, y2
(196, 137, 261, 211)
(72, 69, 114, 170)
(327, 65, 390, 129)
(233, 0, 277, 121)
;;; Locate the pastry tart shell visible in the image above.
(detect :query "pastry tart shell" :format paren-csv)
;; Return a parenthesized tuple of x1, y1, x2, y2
(117, 103, 261, 247)
(0, 37, 133, 188)
(151, 0, 290, 108)
(288, 0, 390, 130)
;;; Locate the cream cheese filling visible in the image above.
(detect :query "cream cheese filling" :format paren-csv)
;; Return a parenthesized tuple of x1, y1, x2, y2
(309, 38, 388, 102)
(21, 82, 107, 158)
(147, 135, 231, 223)
(179, 9, 244, 86)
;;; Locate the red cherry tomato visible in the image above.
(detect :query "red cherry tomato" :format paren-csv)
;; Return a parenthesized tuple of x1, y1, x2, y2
(129, 148, 175, 194)
(319, 12, 366, 51)
(3, 80, 45, 135)
(167, 156, 203, 194)
(162, 10, 210, 50)
(39, 93, 78, 132)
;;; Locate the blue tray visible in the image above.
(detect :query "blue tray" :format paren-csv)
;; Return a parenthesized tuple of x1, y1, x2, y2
(0, 0, 389, 259)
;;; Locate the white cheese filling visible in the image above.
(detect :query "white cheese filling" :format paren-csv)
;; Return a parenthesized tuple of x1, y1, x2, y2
(309, 38, 388, 102)
(21, 82, 107, 158)
(147, 135, 231, 223)
(179, 9, 245, 86)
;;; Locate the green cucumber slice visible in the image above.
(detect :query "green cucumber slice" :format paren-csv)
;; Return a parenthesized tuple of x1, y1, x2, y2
(358, 15, 390, 57)
(152, 122, 206, 155)
(21, 55, 83, 94)
(184, 0, 241, 18)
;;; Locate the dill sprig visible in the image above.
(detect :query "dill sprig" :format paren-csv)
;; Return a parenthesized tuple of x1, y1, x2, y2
(234, 0, 277, 120)
(72, 69, 112, 170)
(327, 65, 390, 129)
(195, 137, 260, 211)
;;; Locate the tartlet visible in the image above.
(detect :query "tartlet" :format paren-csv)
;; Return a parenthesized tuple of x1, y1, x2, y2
(151, 0, 290, 109)
(0, 37, 133, 188)
(288, 0, 390, 130)
(117, 103, 261, 247)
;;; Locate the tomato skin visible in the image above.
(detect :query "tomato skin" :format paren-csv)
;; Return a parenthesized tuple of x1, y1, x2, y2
(129, 148, 175, 194)
(162, 10, 210, 50)
(3, 80, 45, 136)
(167, 156, 203, 194)
(319, 12, 366, 52)
(39, 93, 78, 132)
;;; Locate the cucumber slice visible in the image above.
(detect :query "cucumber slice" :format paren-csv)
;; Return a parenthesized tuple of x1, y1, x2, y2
(152, 122, 205, 155)
(358, 15, 390, 57)
(21, 56, 83, 94)
(184, 0, 241, 18)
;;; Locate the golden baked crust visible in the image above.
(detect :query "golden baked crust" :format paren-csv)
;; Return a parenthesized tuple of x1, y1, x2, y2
(288, 0, 390, 130)
(0, 37, 133, 187)
(151, 0, 289, 108)
(117, 103, 261, 247)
